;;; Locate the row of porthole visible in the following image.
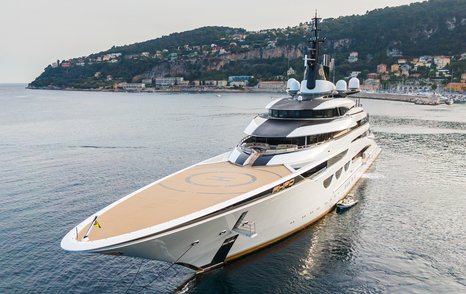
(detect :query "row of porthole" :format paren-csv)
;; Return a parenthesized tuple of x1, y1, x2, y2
(323, 160, 351, 189)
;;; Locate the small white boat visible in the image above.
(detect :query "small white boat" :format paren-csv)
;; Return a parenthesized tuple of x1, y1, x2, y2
(336, 194, 358, 210)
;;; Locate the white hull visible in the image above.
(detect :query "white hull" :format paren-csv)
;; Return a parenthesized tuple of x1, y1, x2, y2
(69, 138, 380, 270)
(62, 19, 381, 270)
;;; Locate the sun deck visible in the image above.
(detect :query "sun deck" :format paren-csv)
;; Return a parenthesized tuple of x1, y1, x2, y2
(79, 161, 290, 241)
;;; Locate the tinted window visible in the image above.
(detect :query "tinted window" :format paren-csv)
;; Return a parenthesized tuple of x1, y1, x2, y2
(336, 168, 342, 179)
(323, 175, 333, 188)
(344, 161, 350, 171)
(301, 162, 327, 178)
(269, 108, 340, 119)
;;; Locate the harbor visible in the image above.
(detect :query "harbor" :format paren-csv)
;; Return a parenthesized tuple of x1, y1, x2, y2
(2, 0, 466, 292)
(1, 85, 465, 293)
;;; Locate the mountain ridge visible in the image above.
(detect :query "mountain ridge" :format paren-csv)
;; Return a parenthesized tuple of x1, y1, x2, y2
(29, 0, 466, 89)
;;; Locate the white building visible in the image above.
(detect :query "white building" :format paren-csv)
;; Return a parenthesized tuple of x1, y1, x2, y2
(155, 77, 184, 87)
(348, 52, 358, 63)
(257, 81, 286, 91)
(119, 83, 145, 91)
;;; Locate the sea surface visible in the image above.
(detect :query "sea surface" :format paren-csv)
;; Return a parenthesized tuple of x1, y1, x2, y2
(0, 84, 465, 293)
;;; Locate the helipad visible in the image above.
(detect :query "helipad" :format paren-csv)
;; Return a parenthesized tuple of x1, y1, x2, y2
(79, 162, 290, 240)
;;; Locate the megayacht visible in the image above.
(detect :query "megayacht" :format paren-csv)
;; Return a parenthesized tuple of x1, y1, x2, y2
(61, 14, 381, 272)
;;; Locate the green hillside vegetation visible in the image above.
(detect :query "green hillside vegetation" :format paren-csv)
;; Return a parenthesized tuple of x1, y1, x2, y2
(29, 0, 466, 89)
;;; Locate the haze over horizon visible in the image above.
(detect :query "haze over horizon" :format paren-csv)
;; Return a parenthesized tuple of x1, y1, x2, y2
(1, 0, 423, 83)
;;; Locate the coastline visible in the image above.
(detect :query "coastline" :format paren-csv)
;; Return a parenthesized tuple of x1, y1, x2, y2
(26, 85, 435, 103)
(26, 85, 287, 94)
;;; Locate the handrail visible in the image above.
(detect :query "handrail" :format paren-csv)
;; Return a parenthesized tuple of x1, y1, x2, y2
(82, 215, 98, 240)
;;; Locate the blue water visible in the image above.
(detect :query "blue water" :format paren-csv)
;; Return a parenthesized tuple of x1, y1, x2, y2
(0, 84, 465, 293)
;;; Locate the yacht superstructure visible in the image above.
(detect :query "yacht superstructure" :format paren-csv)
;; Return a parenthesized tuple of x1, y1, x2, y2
(62, 15, 380, 271)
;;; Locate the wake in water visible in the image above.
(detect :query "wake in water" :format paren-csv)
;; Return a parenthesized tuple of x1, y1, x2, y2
(361, 173, 386, 179)
(72, 145, 146, 149)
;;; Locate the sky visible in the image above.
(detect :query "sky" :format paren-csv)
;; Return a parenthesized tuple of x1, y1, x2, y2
(0, 0, 423, 83)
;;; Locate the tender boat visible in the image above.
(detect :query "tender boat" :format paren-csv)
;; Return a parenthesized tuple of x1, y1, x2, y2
(61, 14, 381, 272)
(336, 194, 358, 210)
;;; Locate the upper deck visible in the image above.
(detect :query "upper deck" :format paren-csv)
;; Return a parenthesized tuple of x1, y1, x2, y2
(78, 161, 290, 241)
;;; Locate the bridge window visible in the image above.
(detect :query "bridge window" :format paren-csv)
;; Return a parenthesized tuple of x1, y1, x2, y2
(269, 108, 343, 119)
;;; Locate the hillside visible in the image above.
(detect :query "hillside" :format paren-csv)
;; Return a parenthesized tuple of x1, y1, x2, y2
(29, 0, 466, 89)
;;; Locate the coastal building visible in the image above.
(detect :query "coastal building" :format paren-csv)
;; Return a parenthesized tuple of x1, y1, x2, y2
(386, 48, 403, 57)
(461, 73, 466, 83)
(217, 80, 228, 87)
(119, 83, 145, 91)
(287, 67, 296, 76)
(398, 58, 407, 64)
(377, 64, 387, 74)
(232, 34, 246, 40)
(362, 79, 380, 91)
(348, 52, 358, 63)
(155, 77, 184, 87)
(445, 82, 466, 92)
(178, 80, 190, 86)
(433, 56, 450, 69)
(228, 76, 253, 83)
(367, 73, 379, 79)
(381, 74, 390, 81)
(142, 79, 153, 85)
(400, 64, 411, 71)
(436, 69, 450, 77)
(257, 81, 286, 91)
(204, 80, 228, 87)
(419, 55, 433, 63)
(61, 62, 71, 68)
(230, 81, 248, 87)
(390, 64, 400, 73)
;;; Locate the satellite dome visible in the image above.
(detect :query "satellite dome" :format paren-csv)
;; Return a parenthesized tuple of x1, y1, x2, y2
(287, 78, 300, 96)
(348, 77, 360, 91)
(336, 80, 347, 93)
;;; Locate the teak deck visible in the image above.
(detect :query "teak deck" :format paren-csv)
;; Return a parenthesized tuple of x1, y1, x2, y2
(80, 162, 290, 241)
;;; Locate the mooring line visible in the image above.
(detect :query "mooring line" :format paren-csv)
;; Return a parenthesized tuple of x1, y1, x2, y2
(135, 240, 199, 293)
(124, 260, 145, 294)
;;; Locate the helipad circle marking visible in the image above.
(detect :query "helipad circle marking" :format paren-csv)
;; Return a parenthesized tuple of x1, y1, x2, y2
(185, 171, 257, 187)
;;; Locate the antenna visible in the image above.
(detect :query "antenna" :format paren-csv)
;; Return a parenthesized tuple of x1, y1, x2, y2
(306, 12, 325, 90)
